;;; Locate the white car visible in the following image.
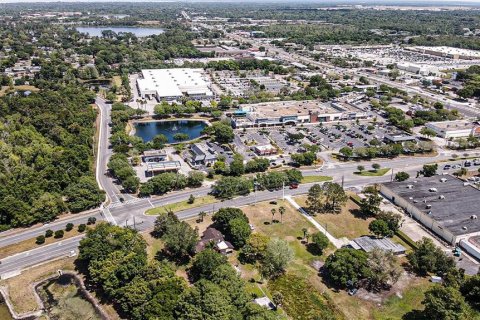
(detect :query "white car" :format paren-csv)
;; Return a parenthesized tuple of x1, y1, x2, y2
(68, 250, 77, 257)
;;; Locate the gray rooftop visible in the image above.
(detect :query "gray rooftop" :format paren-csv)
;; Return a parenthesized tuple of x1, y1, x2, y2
(382, 175, 480, 236)
(350, 236, 406, 254)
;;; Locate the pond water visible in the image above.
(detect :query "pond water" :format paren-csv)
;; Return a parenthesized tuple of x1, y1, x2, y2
(39, 274, 102, 320)
(0, 303, 13, 320)
(134, 120, 208, 143)
(76, 26, 164, 37)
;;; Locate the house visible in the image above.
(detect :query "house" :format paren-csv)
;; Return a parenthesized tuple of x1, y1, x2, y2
(189, 142, 218, 167)
(348, 236, 406, 255)
(195, 227, 234, 255)
(253, 297, 275, 310)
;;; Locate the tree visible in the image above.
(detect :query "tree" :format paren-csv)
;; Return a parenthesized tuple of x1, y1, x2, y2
(187, 171, 205, 187)
(421, 164, 438, 177)
(87, 217, 97, 225)
(322, 182, 347, 212)
(306, 184, 323, 215)
(339, 146, 353, 158)
(377, 211, 402, 234)
(207, 122, 234, 143)
(407, 237, 455, 276)
(323, 248, 368, 288)
(189, 248, 228, 282)
(45, 229, 53, 238)
(213, 208, 248, 233)
(212, 176, 251, 199)
(365, 248, 401, 291)
(153, 210, 179, 238)
(260, 239, 294, 279)
(284, 169, 303, 184)
(65, 177, 105, 213)
(173, 133, 189, 141)
(310, 232, 329, 254)
(372, 163, 381, 171)
(369, 219, 392, 238)
(228, 218, 251, 248)
(54, 230, 64, 238)
(198, 211, 207, 223)
(460, 274, 480, 310)
(359, 188, 382, 217)
(239, 233, 270, 263)
(188, 194, 195, 204)
(163, 221, 199, 260)
(65, 223, 74, 231)
(357, 165, 365, 173)
(279, 206, 286, 223)
(271, 208, 276, 223)
(394, 171, 410, 182)
(422, 285, 466, 320)
(420, 126, 437, 139)
(78, 224, 87, 232)
(229, 154, 245, 176)
(36, 235, 45, 244)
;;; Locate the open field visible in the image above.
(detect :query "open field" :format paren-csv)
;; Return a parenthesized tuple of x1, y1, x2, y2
(0, 229, 84, 260)
(0, 85, 39, 97)
(295, 194, 374, 239)
(145, 195, 217, 215)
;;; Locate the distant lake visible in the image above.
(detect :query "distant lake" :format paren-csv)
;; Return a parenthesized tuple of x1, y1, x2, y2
(134, 120, 208, 143)
(76, 26, 164, 37)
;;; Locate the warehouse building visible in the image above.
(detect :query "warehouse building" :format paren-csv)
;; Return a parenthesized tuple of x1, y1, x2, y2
(136, 68, 213, 101)
(380, 175, 480, 246)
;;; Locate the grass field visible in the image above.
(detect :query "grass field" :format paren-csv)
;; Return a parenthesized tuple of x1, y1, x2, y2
(295, 194, 373, 239)
(354, 168, 390, 176)
(0, 85, 39, 97)
(145, 195, 217, 215)
(301, 175, 333, 184)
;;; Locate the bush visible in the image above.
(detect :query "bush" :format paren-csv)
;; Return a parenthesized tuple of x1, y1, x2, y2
(78, 224, 87, 232)
(36, 235, 46, 244)
(54, 230, 64, 239)
(87, 217, 97, 225)
(45, 229, 54, 237)
(65, 223, 74, 231)
(310, 232, 329, 254)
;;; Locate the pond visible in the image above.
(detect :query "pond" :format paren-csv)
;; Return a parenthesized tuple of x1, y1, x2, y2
(134, 120, 208, 143)
(39, 274, 102, 320)
(76, 26, 164, 37)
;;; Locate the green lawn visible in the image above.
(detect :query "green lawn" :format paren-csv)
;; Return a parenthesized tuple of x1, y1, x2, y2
(145, 195, 217, 215)
(301, 175, 333, 184)
(354, 168, 390, 176)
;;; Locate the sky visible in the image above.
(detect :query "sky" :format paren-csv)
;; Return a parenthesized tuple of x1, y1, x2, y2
(1, 0, 480, 2)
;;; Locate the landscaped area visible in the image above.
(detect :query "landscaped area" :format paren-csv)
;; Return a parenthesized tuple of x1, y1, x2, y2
(354, 168, 391, 177)
(144, 195, 217, 215)
(301, 175, 333, 184)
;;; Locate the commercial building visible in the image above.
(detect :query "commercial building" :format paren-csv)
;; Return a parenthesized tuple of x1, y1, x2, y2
(146, 161, 181, 176)
(231, 100, 367, 128)
(136, 68, 213, 101)
(142, 150, 167, 163)
(189, 142, 218, 167)
(409, 46, 480, 60)
(254, 144, 277, 156)
(380, 175, 480, 246)
(425, 120, 480, 139)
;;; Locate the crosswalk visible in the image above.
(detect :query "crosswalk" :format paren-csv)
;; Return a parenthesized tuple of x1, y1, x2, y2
(108, 198, 143, 209)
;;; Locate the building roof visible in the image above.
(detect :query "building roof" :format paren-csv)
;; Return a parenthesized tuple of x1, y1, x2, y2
(138, 68, 213, 99)
(143, 150, 167, 157)
(253, 297, 275, 310)
(350, 236, 406, 254)
(382, 175, 480, 236)
(426, 120, 476, 131)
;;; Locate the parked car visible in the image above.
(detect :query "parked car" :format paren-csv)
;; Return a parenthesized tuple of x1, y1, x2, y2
(289, 183, 299, 189)
(443, 164, 451, 170)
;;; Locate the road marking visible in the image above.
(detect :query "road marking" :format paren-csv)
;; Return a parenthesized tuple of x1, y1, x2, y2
(103, 207, 117, 225)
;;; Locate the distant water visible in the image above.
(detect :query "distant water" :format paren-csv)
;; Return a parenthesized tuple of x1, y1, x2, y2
(134, 120, 208, 143)
(76, 26, 164, 37)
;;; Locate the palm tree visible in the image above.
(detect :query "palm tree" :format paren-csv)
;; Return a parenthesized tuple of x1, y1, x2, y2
(279, 206, 286, 223)
(302, 228, 308, 240)
(271, 208, 276, 223)
(199, 211, 207, 222)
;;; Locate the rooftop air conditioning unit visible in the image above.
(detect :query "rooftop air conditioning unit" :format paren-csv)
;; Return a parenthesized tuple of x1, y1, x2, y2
(471, 215, 478, 220)
(426, 204, 432, 209)
(440, 178, 447, 183)
(463, 226, 468, 230)
(439, 195, 445, 199)
(429, 188, 438, 192)
(407, 185, 413, 189)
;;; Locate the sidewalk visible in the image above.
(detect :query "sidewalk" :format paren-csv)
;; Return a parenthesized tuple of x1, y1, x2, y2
(285, 195, 350, 248)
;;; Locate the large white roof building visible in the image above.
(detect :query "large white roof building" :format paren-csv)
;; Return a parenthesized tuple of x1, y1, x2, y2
(136, 68, 213, 101)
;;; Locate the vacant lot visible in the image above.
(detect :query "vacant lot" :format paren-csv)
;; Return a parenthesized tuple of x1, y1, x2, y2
(295, 195, 373, 239)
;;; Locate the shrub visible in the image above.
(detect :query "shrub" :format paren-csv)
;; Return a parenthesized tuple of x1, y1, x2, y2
(78, 224, 87, 232)
(36, 235, 46, 244)
(45, 229, 53, 237)
(65, 223, 74, 231)
(54, 230, 64, 239)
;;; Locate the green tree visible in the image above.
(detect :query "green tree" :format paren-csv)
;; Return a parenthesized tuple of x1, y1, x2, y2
(239, 233, 270, 263)
(310, 232, 329, 254)
(229, 154, 245, 176)
(359, 187, 382, 217)
(339, 147, 353, 158)
(188, 194, 195, 204)
(322, 182, 347, 212)
(36, 235, 45, 244)
(369, 219, 392, 238)
(323, 248, 368, 288)
(228, 217, 251, 248)
(306, 184, 323, 215)
(163, 221, 199, 260)
(365, 248, 401, 291)
(394, 171, 410, 182)
(357, 165, 365, 172)
(189, 248, 228, 282)
(422, 285, 466, 320)
(460, 274, 480, 310)
(212, 207, 248, 234)
(260, 239, 294, 279)
(372, 163, 381, 171)
(45, 229, 53, 237)
(78, 224, 87, 232)
(421, 164, 438, 177)
(54, 230, 64, 238)
(420, 127, 437, 139)
(65, 223, 74, 231)
(407, 237, 455, 276)
(279, 206, 286, 223)
(187, 171, 205, 187)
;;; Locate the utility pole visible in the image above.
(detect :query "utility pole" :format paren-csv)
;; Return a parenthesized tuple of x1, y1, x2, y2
(391, 169, 394, 182)
(341, 175, 344, 188)
(282, 181, 285, 201)
(133, 216, 136, 230)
